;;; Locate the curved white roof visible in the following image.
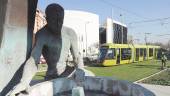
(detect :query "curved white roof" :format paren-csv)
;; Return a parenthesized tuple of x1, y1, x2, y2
(65, 10, 99, 22)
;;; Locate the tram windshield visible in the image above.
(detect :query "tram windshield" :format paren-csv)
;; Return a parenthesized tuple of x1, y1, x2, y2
(98, 47, 108, 61)
(99, 47, 116, 62)
(105, 48, 116, 59)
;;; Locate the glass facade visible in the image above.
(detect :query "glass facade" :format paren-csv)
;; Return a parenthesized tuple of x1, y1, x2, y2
(99, 21, 127, 44)
(99, 27, 106, 44)
(113, 23, 127, 44)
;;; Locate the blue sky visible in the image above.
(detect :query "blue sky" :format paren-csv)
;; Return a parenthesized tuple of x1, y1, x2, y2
(38, 0, 170, 44)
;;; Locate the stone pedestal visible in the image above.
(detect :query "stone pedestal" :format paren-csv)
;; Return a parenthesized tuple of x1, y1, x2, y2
(72, 87, 85, 96)
(0, 0, 38, 95)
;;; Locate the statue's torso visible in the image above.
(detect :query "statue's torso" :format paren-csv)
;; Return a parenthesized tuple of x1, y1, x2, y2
(36, 26, 76, 70)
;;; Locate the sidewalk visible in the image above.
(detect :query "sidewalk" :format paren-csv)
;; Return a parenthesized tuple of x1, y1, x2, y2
(138, 83, 170, 96)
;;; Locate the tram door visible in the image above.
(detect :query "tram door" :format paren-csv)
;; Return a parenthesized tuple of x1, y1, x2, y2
(154, 49, 158, 59)
(116, 48, 121, 64)
(135, 48, 140, 61)
(144, 48, 147, 60)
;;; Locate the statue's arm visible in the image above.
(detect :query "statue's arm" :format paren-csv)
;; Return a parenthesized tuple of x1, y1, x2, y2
(70, 31, 84, 68)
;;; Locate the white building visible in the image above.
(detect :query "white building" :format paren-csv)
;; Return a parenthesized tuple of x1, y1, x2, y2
(64, 10, 99, 57)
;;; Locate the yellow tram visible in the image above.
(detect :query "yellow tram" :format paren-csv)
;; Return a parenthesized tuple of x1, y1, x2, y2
(98, 43, 160, 66)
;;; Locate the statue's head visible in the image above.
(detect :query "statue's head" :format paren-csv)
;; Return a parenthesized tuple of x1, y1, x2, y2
(45, 3, 64, 35)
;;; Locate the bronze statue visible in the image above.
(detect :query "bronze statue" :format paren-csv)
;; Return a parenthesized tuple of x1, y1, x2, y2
(8, 3, 84, 95)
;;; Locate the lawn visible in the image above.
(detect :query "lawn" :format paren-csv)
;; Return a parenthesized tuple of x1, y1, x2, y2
(32, 64, 47, 80)
(141, 69, 170, 86)
(33, 71, 46, 80)
(86, 60, 170, 82)
(33, 60, 170, 82)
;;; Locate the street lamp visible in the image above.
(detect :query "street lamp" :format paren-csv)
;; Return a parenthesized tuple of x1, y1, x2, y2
(85, 21, 90, 57)
(129, 39, 140, 44)
(134, 39, 140, 44)
(120, 14, 124, 44)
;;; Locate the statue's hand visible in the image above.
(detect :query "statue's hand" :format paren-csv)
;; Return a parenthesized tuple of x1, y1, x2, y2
(7, 83, 29, 96)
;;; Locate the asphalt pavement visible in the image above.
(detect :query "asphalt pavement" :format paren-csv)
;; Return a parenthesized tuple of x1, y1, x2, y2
(138, 83, 170, 96)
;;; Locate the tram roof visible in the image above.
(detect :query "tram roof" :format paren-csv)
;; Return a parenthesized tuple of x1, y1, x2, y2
(100, 43, 160, 48)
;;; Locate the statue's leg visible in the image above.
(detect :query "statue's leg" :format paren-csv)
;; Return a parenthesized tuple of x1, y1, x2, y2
(60, 64, 76, 77)
(45, 62, 68, 80)
(163, 61, 165, 69)
(7, 57, 38, 96)
(45, 62, 58, 80)
(161, 61, 164, 69)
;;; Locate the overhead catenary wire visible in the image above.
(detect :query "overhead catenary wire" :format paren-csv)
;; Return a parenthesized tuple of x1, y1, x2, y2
(127, 17, 170, 29)
(98, 0, 148, 19)
(128, 17, 170, 24)
(98, 0, 170, 27)
(156, 34, 170, 36)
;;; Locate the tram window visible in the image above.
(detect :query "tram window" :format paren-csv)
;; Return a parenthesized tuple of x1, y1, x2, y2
(105, 48, 115, 59)
(140, 48, 144, 56)
(121, 48, 131, 60)
(144, 49, 147, 55)
(149, 48, 153, 57)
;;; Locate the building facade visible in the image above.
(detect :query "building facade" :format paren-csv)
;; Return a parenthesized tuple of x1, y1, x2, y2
(34, 9, 46, 34)
(100, 18, 128, 44)
(64, 10, 99, 57)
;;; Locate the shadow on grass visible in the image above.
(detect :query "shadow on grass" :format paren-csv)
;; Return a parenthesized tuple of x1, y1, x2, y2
(36, 74, 45, 77)
(86, 63, 121, 68)
(132, 64, 161, 69)
(85, 62, 103, 67)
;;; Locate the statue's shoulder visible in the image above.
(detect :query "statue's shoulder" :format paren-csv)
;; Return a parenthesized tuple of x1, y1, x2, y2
(35, 26, 48, 38)
(62, 26, 77, 37)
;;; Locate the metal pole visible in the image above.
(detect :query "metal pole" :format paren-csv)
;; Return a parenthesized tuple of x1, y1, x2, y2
(111, 7, 114, 19)
(145, 33, 147, 45)
(120, 14, 123, 44)
(85, 23, 87, 57)
(121, 25, 123, 44)
(85, 21, 89, 57)
(145, 33, 151, 45)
